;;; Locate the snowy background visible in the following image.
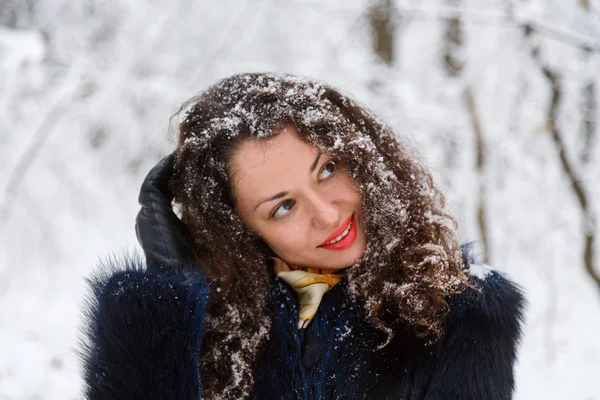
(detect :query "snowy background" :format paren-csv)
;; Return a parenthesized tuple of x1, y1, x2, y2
(1, 0, 599, 398)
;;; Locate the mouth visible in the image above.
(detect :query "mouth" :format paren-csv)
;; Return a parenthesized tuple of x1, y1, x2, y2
(318, 213, 357, 251)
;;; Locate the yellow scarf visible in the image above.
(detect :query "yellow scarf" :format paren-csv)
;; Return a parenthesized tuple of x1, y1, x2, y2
(270, 257, 343, 330)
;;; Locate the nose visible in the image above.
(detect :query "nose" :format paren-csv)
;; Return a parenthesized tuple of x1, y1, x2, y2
(306, 191, 339, 230)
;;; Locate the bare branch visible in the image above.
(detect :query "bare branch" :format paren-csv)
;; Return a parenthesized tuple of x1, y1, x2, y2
(366, 4, 600, 52)
(524, 26, 600, 291)
(439, 2, 490, 262)
(369, 0, 396, 65)
(580, 78, 597, 165)
(579, 3, 597, 165)
(442, 0, 465, 77)
(464, 87, 490, 264)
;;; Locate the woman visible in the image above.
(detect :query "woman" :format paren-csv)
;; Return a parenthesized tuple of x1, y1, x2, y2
(81, 73, 525, 399)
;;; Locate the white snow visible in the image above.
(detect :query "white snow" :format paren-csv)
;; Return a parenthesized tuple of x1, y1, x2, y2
(468, 261, 493, 281)
(1, 0, 599, 399)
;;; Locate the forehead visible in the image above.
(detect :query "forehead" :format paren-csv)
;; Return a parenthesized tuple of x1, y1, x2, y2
(230, 128, 318, 206)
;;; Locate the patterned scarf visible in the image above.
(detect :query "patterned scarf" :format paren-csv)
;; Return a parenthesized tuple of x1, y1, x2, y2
(270, 257, 343, 330)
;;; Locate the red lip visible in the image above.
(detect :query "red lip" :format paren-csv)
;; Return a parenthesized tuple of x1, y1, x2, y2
(319, 214, 354, 247)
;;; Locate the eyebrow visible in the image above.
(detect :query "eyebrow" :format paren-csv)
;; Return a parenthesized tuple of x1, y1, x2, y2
(253, 151, 322, 212)
(309, 151, 322, 173)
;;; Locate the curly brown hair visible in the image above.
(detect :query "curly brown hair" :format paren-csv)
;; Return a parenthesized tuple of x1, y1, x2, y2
(169, 73, 469, 399)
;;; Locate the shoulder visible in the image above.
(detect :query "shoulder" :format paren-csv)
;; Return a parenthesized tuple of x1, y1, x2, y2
(80, 254, 211, 398)
(85, 254, 210, 308)
(449, 242, 526, 339)
(422, 243, 526, 399)
(82, 254, 211, 347)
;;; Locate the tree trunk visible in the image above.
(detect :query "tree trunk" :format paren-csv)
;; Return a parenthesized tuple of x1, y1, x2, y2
(580, 79, 597, 164)
(579, 0, 596, 164)
(524, 24, 600, 293)
(369, 0, 395, 65)
(443, 0, 464, 77)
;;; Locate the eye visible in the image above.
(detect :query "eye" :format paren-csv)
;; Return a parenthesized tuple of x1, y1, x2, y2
(271, 199, 295, 219)
(319, 160, 336, 180)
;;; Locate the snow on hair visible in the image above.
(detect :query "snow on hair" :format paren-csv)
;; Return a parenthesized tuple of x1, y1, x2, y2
(169, 72, 469, 399)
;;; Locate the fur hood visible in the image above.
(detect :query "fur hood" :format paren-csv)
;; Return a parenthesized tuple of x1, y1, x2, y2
(80, 243, 525, 399)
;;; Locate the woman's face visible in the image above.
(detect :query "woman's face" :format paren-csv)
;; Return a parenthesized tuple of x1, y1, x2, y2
(229, 126, 367, 270)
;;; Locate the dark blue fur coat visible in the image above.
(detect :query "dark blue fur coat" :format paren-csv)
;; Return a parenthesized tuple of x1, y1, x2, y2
(80, 244, 525, 399)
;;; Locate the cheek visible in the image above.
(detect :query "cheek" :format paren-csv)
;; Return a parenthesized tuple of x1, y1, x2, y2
(261, 226, 308, 254)
(337, 175, 361, 204)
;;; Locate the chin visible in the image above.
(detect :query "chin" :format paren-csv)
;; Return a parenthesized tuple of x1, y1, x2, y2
(324, 247, 366, 270)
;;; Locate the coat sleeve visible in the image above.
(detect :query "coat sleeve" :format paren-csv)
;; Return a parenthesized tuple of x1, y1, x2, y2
(424, 265, 526, 400)
(80, 256, 210, 400)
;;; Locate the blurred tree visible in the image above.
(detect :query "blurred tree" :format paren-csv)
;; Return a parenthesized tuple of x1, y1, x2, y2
(580, 82, 596, 164)
(579, 0, 590, 8)
(0, 0, 35, 29)
(368, 0, 395, 65)
(579, 0, 596, 165)
(441, 0, 490, 263)
(442, 0, 464, 76)
(524, 23, 600, 293)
